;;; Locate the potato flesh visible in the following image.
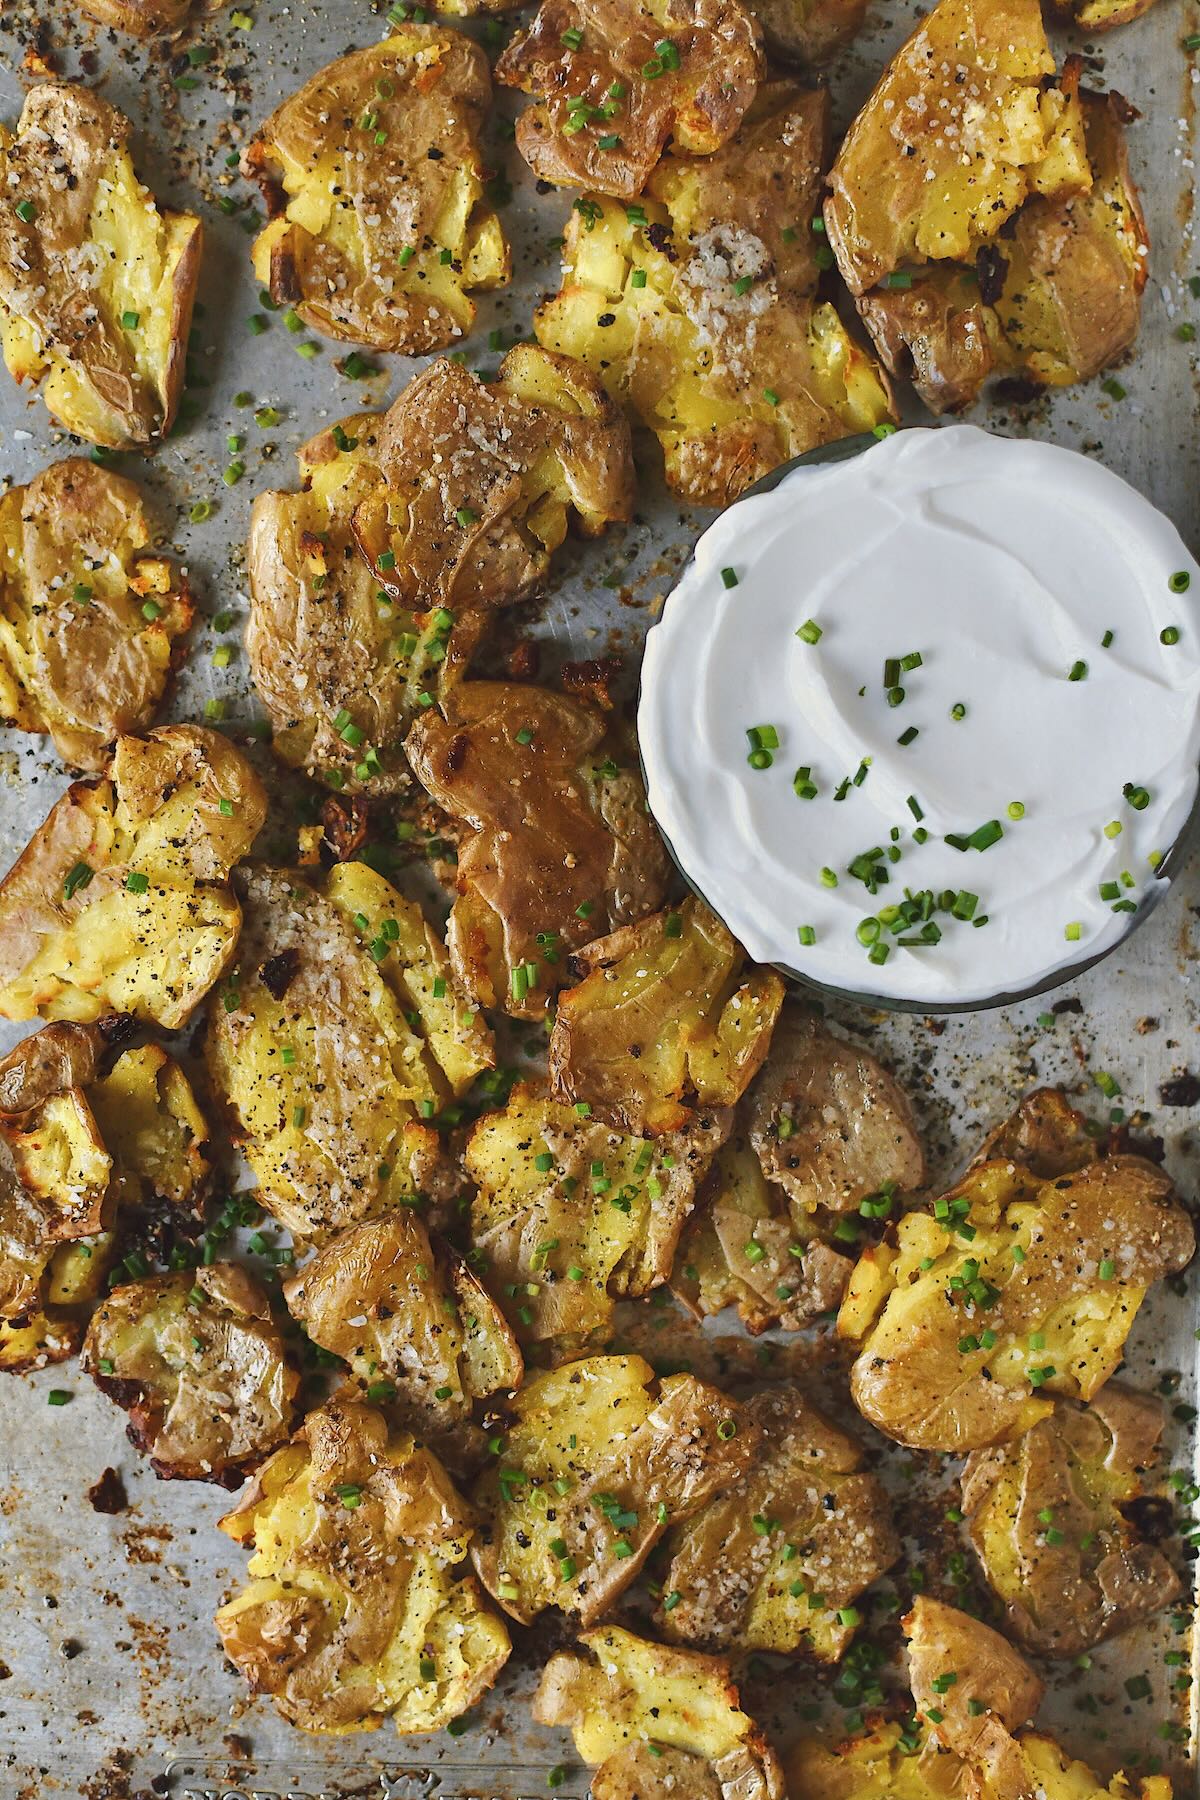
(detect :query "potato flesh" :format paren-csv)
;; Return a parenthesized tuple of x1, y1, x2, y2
(0, 461, 190, 771)
(792, 1722, 1172, 1800)
(535, 88, 894, 505)
(467, 1086, 724, 1353)
(88, 1043, 209, 1210)
(548, 897, 784, 1136)
(217, 1401, 510, 1734)
(247, 31, 507, 354)
(470, 1355, 754, 1624)
(0, 727, 267, 1029)
(205, 865, 492, 1238)
(841, 1155, 1194, 1451)
(0, 1089, 111, 1320)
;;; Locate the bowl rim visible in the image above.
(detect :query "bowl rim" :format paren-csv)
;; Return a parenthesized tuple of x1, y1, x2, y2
(635, 429, 1200, 1016)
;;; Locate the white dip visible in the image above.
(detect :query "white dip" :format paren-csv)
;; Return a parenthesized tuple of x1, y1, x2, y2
(638, 425, 1200, 1006)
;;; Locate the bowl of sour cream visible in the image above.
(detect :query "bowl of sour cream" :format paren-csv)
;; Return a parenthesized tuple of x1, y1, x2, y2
(637, 424, 1200, 1011)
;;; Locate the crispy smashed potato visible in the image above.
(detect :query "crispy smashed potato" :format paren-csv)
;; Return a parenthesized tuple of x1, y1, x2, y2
(217, 1397, 510, 1733)
(247, 415, 446, 794)
(205, 861, 493, 1238)
(750, 0, 866, 62)
(674, 1008, 924, 1333)
(905, 1597, 1044, 1798)
(0, 84, 201, 448)
(0, 726, 266, 1029)
(0, 1021, 208, 1372)
(83, 1263, 296, 1484)
(351, 348, 635, 676)
(496, 0, 763, 202)
(467, 1084, 726, 1355)
(407, 682, 670, 1018)
(77, 0, 225, 35)
(660, 1385, 899, 1657)
(284, 1210, 522, 1451)
(961, 1385, 1181, 1655)
(857, 92, 1148, 411)
(826, 0, 1148, 411)
(789, 1721, 1171, 1800)
(244, 32, 508, 355)
(535, 84, 894, 507)
(548, 897, 783, 1136)
(839, 1093, 1194, 1451)
(1048, 0, 1158, 25)
(0, 459, 192, 771)
(470, 1354, 757, 1624)
(534, 1625, 784, 1800)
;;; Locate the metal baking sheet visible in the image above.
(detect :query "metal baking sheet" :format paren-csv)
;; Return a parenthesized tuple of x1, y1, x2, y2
(0, 0, 1198, 1791)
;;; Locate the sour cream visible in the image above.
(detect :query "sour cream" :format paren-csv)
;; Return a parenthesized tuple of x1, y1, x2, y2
(638, 426, 1200, 1007)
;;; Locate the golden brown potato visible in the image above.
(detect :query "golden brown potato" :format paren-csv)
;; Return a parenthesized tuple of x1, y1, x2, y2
(533, 1625, 784, 1799)
(83, 1263, 297, 1484)
(284, 1210, 522, 1456)
(470, 1354, 758, 1624)
(466, 1084, 728, 1356)
(496, 0, 763, 201)
(244, 31, 509, 355)
(548, 897, 784, 1136)
(960, 1385, 1181, 1656)
(839, 1096, 1194, 1452)
(1048, 0, 1159, 28)
(748, 0, 866, 62)
(788, 1721, 1172, 1800)
(0, 1020, 209, 1371)
(204, 861, 493, 1238)
(246, 414, 440, 795)
(406, 682, 670, 1018)
(0, 84, 201, 448)
(673, 1007, 925, 1334)
(659, 1385, 899, 1658)
(351, 348, 635, 678)
(905, 1597, 1044, 1800)
(535, 84, 894, 507)
(217, 1397, 511, 1733)
(76, 0, 225, 35)
(971, 1087, 1099, 1179)
(0, 459, 192, 772)
(825, 0, 1148, 413)
(0, 726, 266, 1029)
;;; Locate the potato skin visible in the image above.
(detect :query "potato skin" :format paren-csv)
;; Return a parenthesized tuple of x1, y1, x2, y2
(0, 84, 201, 448)
(0, 726, 266, 1029)
(0, 458, 192, 771)
(496, 0, 763, 200)
(76, 0, 224, 35)
(749, 0, 866, 62)
(904, 1597, 1044, 1800)
(406, 681, 670, 1018)
(243, 31, 508, 354)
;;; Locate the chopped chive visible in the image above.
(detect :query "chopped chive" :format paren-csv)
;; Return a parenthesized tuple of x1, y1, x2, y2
(797, 924, 816, 946)
(721, 566, 739, 589)
(1161, 626, 1181, 645)
(796, 618, 822, 644)
(1169, 570, 1191, 593)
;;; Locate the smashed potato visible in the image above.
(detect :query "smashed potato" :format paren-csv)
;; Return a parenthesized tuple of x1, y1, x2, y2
(217, 1397, 510, 1733)
(0, 84, 201, 448)
(906, 1597, 1044, 1798)
(470, 1354, 757, 1624)
(1048, 0, 1159, 24)
(247, 414, 447, 794)
(750, 0, 866, 62)
(496, 0, 763, 202)
(535, 84, 894, 506)
(0, 459, 192, 772)
(533, 1625, 784, 1800)
(284, 1210, 522, 1451)
(674, 1008, 924, 1333)
(839, 1096, 1194, 1451)
(467, 1085, 727, 1355)
(548, 897, 783, 1136)
(244, 31, 508, 355)
(407, 682, 669, 1017)
(660, 1385, 899, 1657)
(0, 726, 266, 1029)
(351, 348, 635, 679)
(205, 861, 493, 1238)
(77, 0, 225, 35)
(0, 1020, 208, 1371)
(83, 1263, 297, 1484)
(961, 1385, 1181, 1655)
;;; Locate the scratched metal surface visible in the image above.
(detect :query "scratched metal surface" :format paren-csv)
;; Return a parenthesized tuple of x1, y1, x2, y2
(0, 0, 1199, 1792)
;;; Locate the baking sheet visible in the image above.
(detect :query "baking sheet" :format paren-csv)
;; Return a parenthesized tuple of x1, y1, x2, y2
(0, 0, 1199, 1791)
